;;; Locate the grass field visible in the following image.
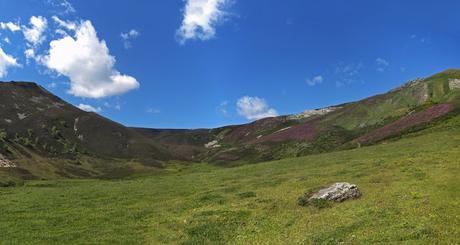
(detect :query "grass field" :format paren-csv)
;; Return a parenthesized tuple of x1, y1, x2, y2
(1, 116, 460, 244)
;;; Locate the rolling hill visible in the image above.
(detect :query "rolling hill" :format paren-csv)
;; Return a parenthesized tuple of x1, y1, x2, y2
(0, 82, 176, 181)
(1, 69, 460, 182)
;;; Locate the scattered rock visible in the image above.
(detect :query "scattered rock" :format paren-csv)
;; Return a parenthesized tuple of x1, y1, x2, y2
(204, 140, 221, 149)
(17, 113, 27, 120)
(299, 182, 362, 206)
(449, 79, 460, 90)
(0, 154, 15, 168)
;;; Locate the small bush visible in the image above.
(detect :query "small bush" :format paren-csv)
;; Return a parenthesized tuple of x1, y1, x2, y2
(298, 189, 332, 209)
(310, 199, 331, 209)
(51, 126, 61, 139)
(0, 129, 7, 141)
(0, 181, 17, 188)
(297, 196, 309, 206)
(27, 129, 34, 138)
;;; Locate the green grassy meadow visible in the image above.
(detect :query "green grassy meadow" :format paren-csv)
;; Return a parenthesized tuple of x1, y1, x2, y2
(1, 116, 460, 244)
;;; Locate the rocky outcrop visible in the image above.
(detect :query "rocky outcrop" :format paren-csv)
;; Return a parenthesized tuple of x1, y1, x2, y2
(289, 106, 340, 120)
(204, 140, 221, 149)
(449, 79, 460, 90)
(0, 154, 15, 168)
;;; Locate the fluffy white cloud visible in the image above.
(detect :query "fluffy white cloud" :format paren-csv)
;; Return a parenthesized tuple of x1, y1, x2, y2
(0, 47, 20, 78)
(77, 103, 102, 113)
(177, 0, 231, 44)
(120, 29, 140, 49)
(237, 96, 278, 121)
(23, 16, 48, 46)
(0, 22, 21, 32)
(306, 75, 323, 86)
(42, 20, 140, 98)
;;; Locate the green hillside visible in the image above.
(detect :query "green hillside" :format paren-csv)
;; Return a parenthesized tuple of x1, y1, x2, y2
(1, 70, 460, 179)
(1, 113, 459, 244)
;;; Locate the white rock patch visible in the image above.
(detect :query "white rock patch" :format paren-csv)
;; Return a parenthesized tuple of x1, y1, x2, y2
(205, 140, 221, 149)
(17, 113, 27, 120)
(449, 79, 460, 90)
(0, 154, 15, 168)
(289, 106, 339, 120)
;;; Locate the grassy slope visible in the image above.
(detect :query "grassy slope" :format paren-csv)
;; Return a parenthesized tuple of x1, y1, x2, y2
(1, 115, 459, 244)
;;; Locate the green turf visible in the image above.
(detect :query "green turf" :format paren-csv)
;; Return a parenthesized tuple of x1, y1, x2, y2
(1, 116, 460, 244)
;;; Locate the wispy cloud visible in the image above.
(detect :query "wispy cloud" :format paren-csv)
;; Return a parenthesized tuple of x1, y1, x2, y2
(46, 0, 76, 14)
(218, 100, 229, 117)
(77, 103, 102, 113)
(52, 16, 76, 30)
(237, 96, 278, 121)
(306, 75, 324, 86)
(376, 57, 390, 72)
(120, 29, 140, 49)
(146, 108, 161, 114)
(333, 62, 364, 87)
(176, 0, 233, 44)
(411, 34, 430, 44)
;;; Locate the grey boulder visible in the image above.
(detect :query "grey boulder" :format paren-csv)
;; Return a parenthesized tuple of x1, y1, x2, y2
(307, 182, 362, 203)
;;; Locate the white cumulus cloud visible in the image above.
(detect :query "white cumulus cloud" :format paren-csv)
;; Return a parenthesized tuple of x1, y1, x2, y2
(23, 16, 48, 46)
(0, 22, 21, 32)
(0, 47, 20, 78)
(237, 96, 278, 121)
(306, 75, 323, 86)
(77, 103, 102, 113)
(42, 20, 140, 98)
(177, 0, 232, 44)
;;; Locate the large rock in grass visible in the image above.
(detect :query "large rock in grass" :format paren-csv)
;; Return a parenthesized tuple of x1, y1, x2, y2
(310, 182, 362, 202)
(305, 182, 362, 204)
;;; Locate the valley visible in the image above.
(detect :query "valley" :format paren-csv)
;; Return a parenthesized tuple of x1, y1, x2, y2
(1, 70, 460, 244)
(1, 113, 459, 244)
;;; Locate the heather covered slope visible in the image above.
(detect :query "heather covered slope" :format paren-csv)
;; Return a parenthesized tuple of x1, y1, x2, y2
(137, 69, 460, 164)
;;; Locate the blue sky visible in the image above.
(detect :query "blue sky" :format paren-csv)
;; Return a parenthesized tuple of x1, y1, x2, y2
(0, 0, 459, 129)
